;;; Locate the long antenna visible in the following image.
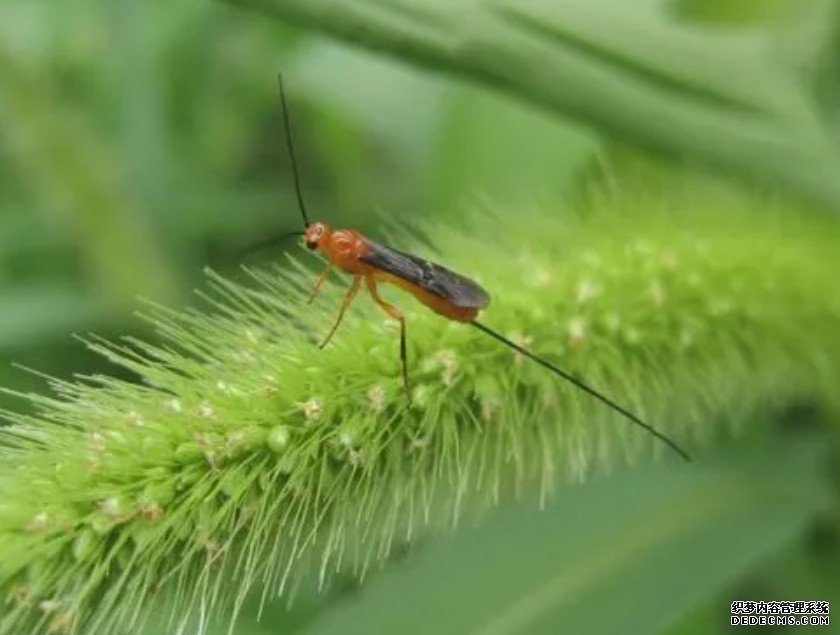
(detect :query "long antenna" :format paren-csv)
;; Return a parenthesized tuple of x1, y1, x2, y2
(277, 74, 311, 228)
(471, 320, 691, 462)
(239, 230, 305, 259)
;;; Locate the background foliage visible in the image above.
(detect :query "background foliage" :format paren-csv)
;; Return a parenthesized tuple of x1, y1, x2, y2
(1, 0, 838, 633)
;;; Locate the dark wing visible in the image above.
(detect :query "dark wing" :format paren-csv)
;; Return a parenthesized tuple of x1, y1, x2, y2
(360, 240, 490, 309)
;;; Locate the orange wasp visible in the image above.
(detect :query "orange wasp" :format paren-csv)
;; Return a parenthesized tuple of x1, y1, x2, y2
(274, 76, 691, 462)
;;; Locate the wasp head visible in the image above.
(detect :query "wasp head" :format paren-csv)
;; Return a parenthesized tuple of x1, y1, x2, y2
(304, 222, 329, 251)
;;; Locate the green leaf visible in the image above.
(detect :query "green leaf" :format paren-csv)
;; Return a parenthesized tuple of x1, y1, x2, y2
(232, 0, 840, 208)
(0, 287, 99, 350)
(0, 43, 179, 310)
(292, 43, 600, 213)
(429, 84, 598, 208)
(300, 434, 830, 635)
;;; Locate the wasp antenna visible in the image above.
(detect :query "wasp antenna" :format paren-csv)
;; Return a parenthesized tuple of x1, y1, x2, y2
(240, 230, 305, 260)
(471, 321, 692, 462)
(277, 73, 311, 228)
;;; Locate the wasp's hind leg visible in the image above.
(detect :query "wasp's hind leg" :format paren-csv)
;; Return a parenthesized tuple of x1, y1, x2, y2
(364, 275, 410, 404)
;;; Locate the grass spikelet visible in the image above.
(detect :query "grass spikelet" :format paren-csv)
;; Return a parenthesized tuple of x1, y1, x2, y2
(0, 198, 839, 634)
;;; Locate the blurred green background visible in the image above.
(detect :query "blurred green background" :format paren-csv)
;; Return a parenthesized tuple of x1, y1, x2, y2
(1, 0, 838, 633)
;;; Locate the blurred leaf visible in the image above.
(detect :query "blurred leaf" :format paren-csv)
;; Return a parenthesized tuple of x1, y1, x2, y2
(0, 287, 98, 350)
(672, 0, 800, 25)
(809, 7, 840, 146)
(106, 0, 168, 204)
(301, 433, 829, 635)
(664, 529, 840, 635)
(430, 84, 598, 208)
(295, 41, 600, 211)
(0, 43, 179, 310)
(234, 0, 840, 208)
(140, 579, 355, 635)
(297, 43, 445, 164)
(292, 43, 445, 221)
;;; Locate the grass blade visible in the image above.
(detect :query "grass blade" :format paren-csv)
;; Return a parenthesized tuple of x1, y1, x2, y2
(232, 0, 840, 208)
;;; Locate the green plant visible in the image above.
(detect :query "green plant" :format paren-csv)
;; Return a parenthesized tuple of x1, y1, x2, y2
(299, 434, 829, 635)
(231, 0, 840, 208)
(0, 44, 177, 312)
(1, 191, 838, 633)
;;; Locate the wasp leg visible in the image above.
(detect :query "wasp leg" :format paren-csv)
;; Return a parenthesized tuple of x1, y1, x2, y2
(308, 263, 332, 304)
(364, 275, 410, 404)
(319, 275, 361, 349)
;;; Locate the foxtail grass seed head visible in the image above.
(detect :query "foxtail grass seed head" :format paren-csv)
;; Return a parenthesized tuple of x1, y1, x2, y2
(267, 425, 291, 453)
(366, 384, 386, 412)
(299, 397, 323, 422)
(198, 401, 215, 419)
(0, 202, 838, 634)
(25, 513, 48, 534)
(576, 279, 601, 305)
(567, 317, 588, 350)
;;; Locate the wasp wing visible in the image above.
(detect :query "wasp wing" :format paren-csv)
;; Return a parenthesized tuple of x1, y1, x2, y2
(360, 240, 490, 309)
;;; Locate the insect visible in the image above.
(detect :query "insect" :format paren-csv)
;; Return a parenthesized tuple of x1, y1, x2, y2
(273, 76, 691, 462)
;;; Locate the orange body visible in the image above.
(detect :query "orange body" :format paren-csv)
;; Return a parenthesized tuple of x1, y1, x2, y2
(305, 222, 480, 323)
(274, 77, 690, 460)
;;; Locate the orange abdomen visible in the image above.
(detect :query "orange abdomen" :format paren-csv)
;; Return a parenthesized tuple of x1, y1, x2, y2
(375, 272, 479, 322)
